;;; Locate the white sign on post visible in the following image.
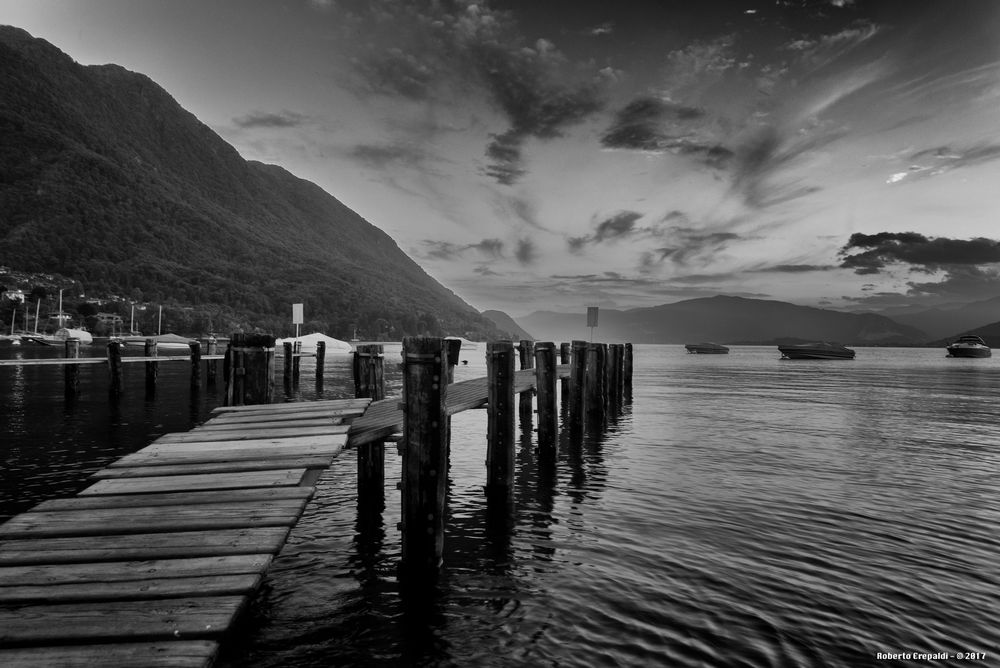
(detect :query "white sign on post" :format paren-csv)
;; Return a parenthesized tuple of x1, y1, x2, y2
(292, 303, 304, 339)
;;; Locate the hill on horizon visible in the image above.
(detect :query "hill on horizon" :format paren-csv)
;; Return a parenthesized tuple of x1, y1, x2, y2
(515, 295, 928, 345)
(0, 26, 515, 340)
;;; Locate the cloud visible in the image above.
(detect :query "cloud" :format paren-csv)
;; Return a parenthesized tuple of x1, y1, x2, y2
(350, 142, 428, 168)
(749, 263, 837, 273)
(233, 110, 310, 129)
(419, 237, 505, 261)
(886, 144, 1000, 184)
(515, 237, 537, 264)
(568, 211, 658, 253)
(638, 227, 743, 273)
(839, 232, 1000, 274)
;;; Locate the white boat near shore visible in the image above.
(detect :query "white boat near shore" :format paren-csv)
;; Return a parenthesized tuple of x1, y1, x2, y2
(276, 332, 353, 354)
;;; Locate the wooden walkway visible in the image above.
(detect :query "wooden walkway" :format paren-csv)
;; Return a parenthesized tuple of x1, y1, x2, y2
(0, 397, 370, 667)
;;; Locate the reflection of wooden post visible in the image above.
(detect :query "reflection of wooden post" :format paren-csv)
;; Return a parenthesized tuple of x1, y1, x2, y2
(315, 340, 326, 388)
(517, 340, 534, 427)
(569, 340, 587, 436)
(107, 341, 124, 398)
(206, 338, 218, 386)
(64, 338, 80, 396)
(623, 343, 633, 404)
(144, 338, 158, 395)
(534, 341, 557, 459)
(354, 343, 386, 496)
(400, 337, 449, 573)
(487, 341, 515, 495)
(189, 341, 201, 390)
(225, 333, 275, 406)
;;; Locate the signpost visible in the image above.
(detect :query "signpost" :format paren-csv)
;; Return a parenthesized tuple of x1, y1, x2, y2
(587, 306, 599, 341)
(292, 303, 303, 339)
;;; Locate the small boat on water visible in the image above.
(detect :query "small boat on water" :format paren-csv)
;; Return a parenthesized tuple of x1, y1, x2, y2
(778, 342, 855, 360)
(122, 332, 197, 350)
(685, 342, 729, 354)
(275, 332, 353, 354)
(946, 335, 991, 358)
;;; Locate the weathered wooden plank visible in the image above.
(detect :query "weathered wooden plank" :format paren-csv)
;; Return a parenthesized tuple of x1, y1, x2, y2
(80, 469, 308, 496)
(0, 499, 307, 538)
(210, 398, 370, 415)
(0, 528, 291, 565)
(108, 444, 343, 469)
(155, 424, 350, 443)
(139, 434, 347, 454)
(0, 573, 262, 604)
(205, 407, 366, 425)
(34, 487, 313, 512)
(193, 417, 343, 431)
(0, 554, 272, 586)
(0, 358, 107, 367)
(0, 596, 245, 644)
(91, 456, 336, 479)
(0, 641, 218, 668)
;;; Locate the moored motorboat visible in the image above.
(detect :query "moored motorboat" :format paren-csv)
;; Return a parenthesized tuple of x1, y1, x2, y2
(946, 335, 991, 358)
(778, 342, 855, 360)
(685, 342, 729, 354)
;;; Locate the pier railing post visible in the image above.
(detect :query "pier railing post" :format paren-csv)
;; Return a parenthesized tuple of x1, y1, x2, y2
(623, 343, 633, 404)
(487, 341, 515, 497)
(189, 340, 202, 391)
(107, 340, 124, 398)
(569, 340, 587, 437)
(517, 340, 535, 428)
(225, 333, 276, 406)
(64, 338, 80, 397)
(354, 343, 386, 498)
(145, 338, 158, 396)
(400, 337, 449, 573)
(534, 341, 557, 460)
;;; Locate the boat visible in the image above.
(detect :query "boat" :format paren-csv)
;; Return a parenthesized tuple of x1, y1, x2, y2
(778, 342, 855, 360)
(946, 335, 991, 358)
(685, 342, 729, 354)
(54, 327, 94, 344)
(122, 332, 197, 350)
(275, 332, 353, 354)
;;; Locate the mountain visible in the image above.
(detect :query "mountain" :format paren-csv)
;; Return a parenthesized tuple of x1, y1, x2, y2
(516, 295, 927, 345)
(0, 26, 505, 340)
(883, 296, 1000, 341)
(481, 310, 534, 340)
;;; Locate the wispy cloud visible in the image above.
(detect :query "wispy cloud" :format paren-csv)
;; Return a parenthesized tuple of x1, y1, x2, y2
(233, 110, 310, 129)
(886, 144, 1000, 185)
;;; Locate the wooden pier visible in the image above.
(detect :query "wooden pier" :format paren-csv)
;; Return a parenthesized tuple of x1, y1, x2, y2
(0, 336, 631, 667)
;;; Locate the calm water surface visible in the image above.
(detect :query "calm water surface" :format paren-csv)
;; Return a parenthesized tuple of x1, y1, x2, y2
(1, 344, 998, 666)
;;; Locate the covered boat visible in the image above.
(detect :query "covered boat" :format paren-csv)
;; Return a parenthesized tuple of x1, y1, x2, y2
(778, 342, 855, 360)
(122, 332, 196, 350)
(275, 332, 353, 354)
(685, 342, 729, 354)
(946, 335, 991, 358)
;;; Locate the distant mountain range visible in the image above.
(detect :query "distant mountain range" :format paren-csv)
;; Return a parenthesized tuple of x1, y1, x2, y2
(0, 26, 517, 340)
(482, 310, 533, 341)
(872, 296, 1000, 341)
(515, 296, 930, 345)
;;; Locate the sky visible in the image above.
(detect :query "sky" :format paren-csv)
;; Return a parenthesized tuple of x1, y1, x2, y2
(2, 0, 1000, 316)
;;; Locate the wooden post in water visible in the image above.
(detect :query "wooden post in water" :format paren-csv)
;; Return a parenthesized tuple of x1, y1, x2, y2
(486, 341, 515, 496)
(315, 340, 326, 388)
(224, 333, 276, 406)
(534, 341, 558, 460)
(189, 340, 201, 390)
(354, 343, 386, 495)
(569, 340, 587, 436)
(400, 337, 449, 573)
(444, 338, 462, 461)
(608, 344, 621, 412)
(559, 342, 570, 402)
(584, 343, 605, 429)
(206, 338, 218, 386)
(517, 340, 534, 428)
(623, 343, 633, 404)
(282, 341, 293, 387)
(107, 340, 124, 398)
(292, 340, 302, 383)
(144, 338, 158, 395)
(64, 338, 80, 396)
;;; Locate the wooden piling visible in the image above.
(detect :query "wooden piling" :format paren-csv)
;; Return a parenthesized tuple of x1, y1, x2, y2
(517, 340, 535, 427)
(623, 343, 633, 403)
(315, 340, 326, 386)
(224, 333, 276, 406)
(400, 337, 449, 572)
(144, 338, 158, 395)
(569, 340, 587, 436)
(533, 341, 557, 459)
(282, 341, 293, 387)
(292, 340, 301, 383)
(189, 340, 201, 390)
(584, 343, 605, 428)
(486, 341, 515, 496)
(206, 337, 218, 385)
(354, 344, 386, 496)
(64, 338, 80, 396)
(559, 342, 570, 401)
(107, 340, 124, 397)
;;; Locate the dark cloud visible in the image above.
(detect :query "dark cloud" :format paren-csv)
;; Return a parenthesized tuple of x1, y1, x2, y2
(350, 142, 427, 168)
(515, 237, 537, 264)
(568, 211, 649, 252)
(751, 263, 837, 273)
(468, 238, 505, 258)
(639, 228, 742, 272)
(420, 237, 505, 261)
(233, 110, 309, 129)
(839, 232, 1000, 274)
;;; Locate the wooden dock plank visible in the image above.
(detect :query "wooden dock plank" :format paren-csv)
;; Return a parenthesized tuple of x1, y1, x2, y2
(0, 500, 307, 539)
(109, 443, 343, 468)
(0, 641, 219, 668)
(0, 596, 246, 644)
(210, 398, 371, 415)
(193, 417, 344, 431)
(80, 469, 309, 495)
(34, 488, 313, 512)
(138, 434, 347, 455)
(0, 573, 262, 604)
(91, 456, 336, 479)
(0, 528, 291, 565)
(155, 424, 349, 443)
(205, 406, 367, 425)
(0, 554, 273, 585)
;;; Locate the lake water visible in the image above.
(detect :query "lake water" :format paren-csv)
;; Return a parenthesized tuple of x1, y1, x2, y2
(1, 344, 998, 666)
